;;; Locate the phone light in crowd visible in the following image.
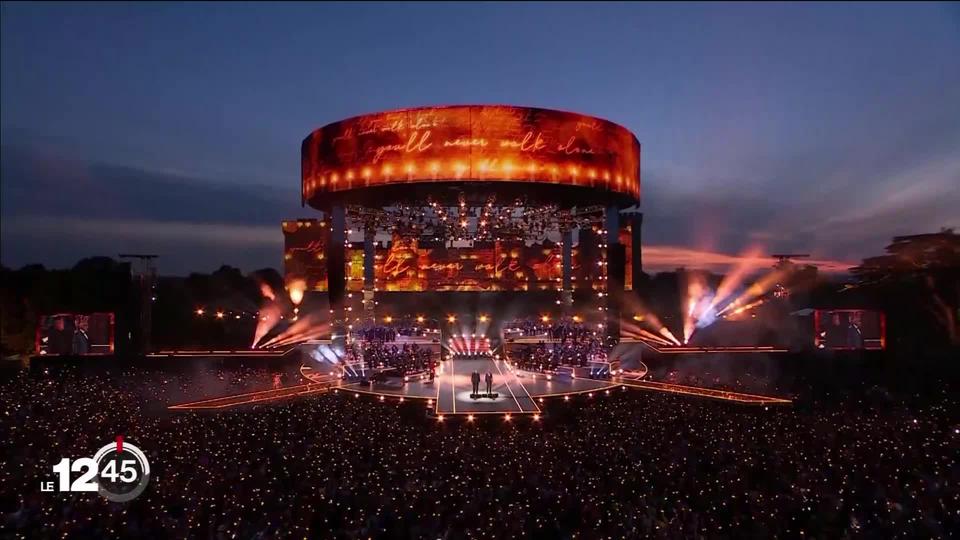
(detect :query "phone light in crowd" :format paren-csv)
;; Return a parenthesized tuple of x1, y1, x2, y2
(196, 308, 204, 316)
(533, 414, 541, 421)
(437, 415, 445, 422)
(479, 314, 489, 323)
(504, 414, 512, 421)
(417, 315, 425, 323)
(216, 311, 224, 319)
(467, 415, 475, 422)
(447, 315, 456, 323)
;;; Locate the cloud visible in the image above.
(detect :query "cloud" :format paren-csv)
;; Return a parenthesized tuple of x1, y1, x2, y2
(2, 118, 957, 276)
(0, 145, 298, 273)
(1, 215, 283, 275)
(0, 144, 302, 226)
(639, 141, 960, 263)
(641, 245, 853, 274)
(638, 59, 960, 262)
(3, 215, 279, 245)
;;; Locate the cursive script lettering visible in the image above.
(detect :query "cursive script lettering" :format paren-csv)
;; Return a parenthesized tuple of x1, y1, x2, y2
(475, 258, 522, 275)
(290, 240, 324, 253)
(558, 136, 595, 155)
(520, 131, 547, 153)
(382, 252, 412, 277)
(575, 120, 602, 132)
(421, 262, 465, 273)
(442, 137, 488, 148)
(371, 131, 434, 163)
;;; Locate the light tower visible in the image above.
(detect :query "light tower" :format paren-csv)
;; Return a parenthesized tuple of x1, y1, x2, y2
(119, 254, 158, 354)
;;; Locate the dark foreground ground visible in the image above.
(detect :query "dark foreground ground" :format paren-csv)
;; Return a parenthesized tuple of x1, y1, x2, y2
(0, 356, 957, 539)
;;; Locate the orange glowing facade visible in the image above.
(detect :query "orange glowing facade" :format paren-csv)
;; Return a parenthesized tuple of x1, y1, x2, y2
(284, 218, 591, 292)
(346, 238, 580, 292)
(301, 105, 640, 205)
(283, 219, 329, 291)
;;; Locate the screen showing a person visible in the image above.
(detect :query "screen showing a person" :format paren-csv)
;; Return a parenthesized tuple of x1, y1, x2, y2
(815, 309, 885, 350)
(37, 313, 115, 355)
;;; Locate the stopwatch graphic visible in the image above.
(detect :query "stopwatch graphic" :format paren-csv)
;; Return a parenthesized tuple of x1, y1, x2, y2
(91, 436, 151, 502)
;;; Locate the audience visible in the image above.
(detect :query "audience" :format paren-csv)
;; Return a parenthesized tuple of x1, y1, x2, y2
(361, 342, 434, 376)
(353, 324, 399, 342)
(504, 317, 597, 340)
(351, 320, 437, 342)
(0, 365, 955, 539)
(508, 319, 609, 372)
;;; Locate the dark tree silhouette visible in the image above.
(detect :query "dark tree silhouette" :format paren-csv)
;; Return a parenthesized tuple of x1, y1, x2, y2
(72, 256, 124, 273)
(850, 229, 960, 347)
(1, 259, 285, 355)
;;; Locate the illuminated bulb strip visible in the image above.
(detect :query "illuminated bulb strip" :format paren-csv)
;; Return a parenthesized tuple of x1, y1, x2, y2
(305, 162, 636, 196)
(168, 382, 334, 410)
(622, 379, 791, 404)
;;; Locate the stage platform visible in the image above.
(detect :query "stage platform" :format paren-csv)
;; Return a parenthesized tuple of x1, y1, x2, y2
(300, 356, 621, 415)
(170, 359, 791, 411)
(620, 337, 788, 354)
(146, 346, 298, 359)
(510, 369, 623, 397)
(436, 357, 539, 416)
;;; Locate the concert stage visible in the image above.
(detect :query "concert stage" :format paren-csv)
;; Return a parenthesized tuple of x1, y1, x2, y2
(169, 355, 791, 411)
(165, 105, 798, 415)
(299, 354, 622, 416)
(436, 357, 539, 416)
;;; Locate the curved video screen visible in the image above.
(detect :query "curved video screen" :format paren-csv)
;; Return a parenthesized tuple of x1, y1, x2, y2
(302, 105, 640, 201)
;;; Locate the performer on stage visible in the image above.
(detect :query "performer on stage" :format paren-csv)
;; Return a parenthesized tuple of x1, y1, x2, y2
(485, 371, 493, 396)
(471, 370, 481, 396)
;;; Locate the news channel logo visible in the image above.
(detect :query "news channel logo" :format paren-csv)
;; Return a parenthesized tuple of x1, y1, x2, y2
(42, 436, 150, 502)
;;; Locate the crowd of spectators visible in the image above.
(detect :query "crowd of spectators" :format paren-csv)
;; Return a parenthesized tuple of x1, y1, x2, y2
(504, 317, 598, 341)
(507, 320, 609, 372)
(509, 340, 602, 372)
(351, 320, 437, 342)
(353, 324, 399, 342)
(360, 342, 434, 377)
(346, 323, 437, 377)
(511, 338, 608, 372)
(1, 364, 956, 539)
(504, 317, 554, 336)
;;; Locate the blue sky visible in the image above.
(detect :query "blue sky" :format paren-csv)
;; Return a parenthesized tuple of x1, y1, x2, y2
(2, 2, 958, 274)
